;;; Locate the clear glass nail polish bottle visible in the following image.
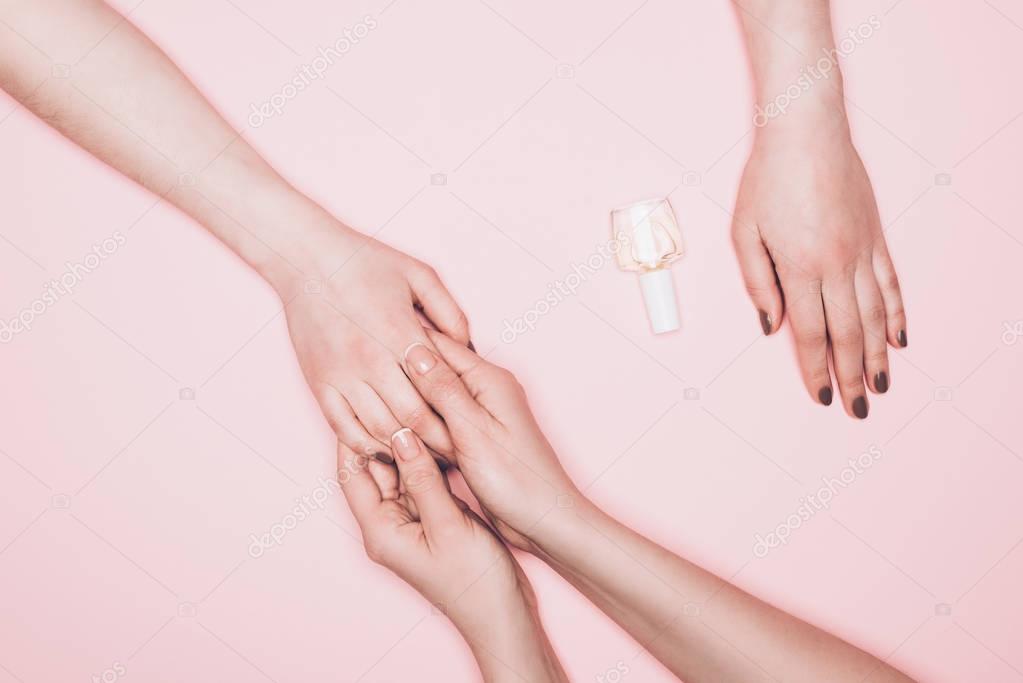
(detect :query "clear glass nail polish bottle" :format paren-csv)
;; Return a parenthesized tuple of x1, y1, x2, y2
(610, 198, 683, 334)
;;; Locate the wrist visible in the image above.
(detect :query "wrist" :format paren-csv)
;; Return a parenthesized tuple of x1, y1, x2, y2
(461, 602, 563, 683)
(750, 51, 848, 135)
(448, 582, 564, 682)
(738, 3, 866, 135)
(524, 493, 604, 565)
(253, 217, 365, 300)
(181, 141, 365, 297)
(752, 96, 851, 149)
(444, 560, 536, 638)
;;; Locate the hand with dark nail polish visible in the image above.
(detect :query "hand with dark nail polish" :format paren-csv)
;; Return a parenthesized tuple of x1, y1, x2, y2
(731, 2, 907, 420)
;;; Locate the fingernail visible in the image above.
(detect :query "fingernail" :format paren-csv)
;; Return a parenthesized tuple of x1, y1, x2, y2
(818, 386, 833, 406)
(852, 396, 869, 419)
(467, 340, 476, 352)
(372, 451, 394, 465)
(391, 428, 418, 461)
(897, 330, 908, 348)
(874, 371, 889, 394)
(404, 342, 436, 375)
(759, 310, 772, 335)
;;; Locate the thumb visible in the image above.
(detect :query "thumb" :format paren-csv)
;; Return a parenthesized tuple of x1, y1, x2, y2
(403, 342, 490, 436)
(409, 265, 471, 346)
(731, 218, 784, 335)
(390, 428, 460, 534)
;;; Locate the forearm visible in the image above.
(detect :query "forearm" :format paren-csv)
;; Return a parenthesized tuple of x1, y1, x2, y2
(446, 573, 567, 683)
(0, 0, 355, 293)
(461, 607, 567, 683)
(530, 498, 913, 682)
(735, 0, 851, 134)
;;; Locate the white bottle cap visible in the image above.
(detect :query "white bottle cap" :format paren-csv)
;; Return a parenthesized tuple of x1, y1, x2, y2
(638, 269, 680, 334)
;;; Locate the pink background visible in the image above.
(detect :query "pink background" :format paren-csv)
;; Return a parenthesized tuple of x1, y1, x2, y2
(2, 0, 1022, 680)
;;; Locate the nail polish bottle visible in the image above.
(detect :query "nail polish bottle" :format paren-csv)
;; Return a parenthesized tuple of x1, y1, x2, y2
(611, 198, 683, 334)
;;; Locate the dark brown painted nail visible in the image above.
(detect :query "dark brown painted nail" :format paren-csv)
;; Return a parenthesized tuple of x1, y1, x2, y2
(467, 340, 477, 352)
(874, 371, 889, 393)
(759, 310, 772, 335)
(852, 396, 868, 419)
(373, 452, 394, 465)
(818, 386, 833, 406)
(897, 330, 907, 348)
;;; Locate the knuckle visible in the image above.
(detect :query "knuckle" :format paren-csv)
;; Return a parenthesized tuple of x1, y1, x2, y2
(796, 329, 829, 349)
(316, 385, 351, 435)
(807, 368, 832, 387)
(431, 373, 465, 404)
(865, 348, 888, 365)
(402, 403, 435, 433)
(401, 465, 442, 494)
(498, 369, 525, 395)
(418, 264, 440, 283)
(363, 415, 394, 440)
(488, 365, 515, 385)
(830, 327, 863, 349)
(322, 407, 347, 437)
(840, 378, 865, 395)
(362, 532, 389, 565)
(744, 280, 775, 297)
(881, 272, 901, 292)
(863, 305, 887, 326)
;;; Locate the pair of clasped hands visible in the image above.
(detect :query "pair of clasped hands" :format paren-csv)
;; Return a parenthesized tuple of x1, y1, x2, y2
(335, 331, 915, 682)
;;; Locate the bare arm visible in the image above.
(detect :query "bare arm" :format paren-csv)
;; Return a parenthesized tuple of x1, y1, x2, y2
(0, 0, 471, 463)
(531, 496, 914, 682)
(0, 0, 318, 285)
(730, 0, 907, 420)
(402, 332, 917, 682)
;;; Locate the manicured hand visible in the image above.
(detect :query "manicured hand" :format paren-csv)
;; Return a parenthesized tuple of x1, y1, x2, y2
(282, 227, 471, 459)
(401, 331, 578, 550)
(731, 117, 906, 419)
(337, 429, 565, 683)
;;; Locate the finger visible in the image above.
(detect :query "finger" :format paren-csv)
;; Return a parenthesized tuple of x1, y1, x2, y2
(854, 265, 890, 395)
(872, 243, 907, 348)
(822, 279, 869, 419)
(424, 329, 525, 418)
(336, 442, 381, 529)
(786, 280, 833, 406)
(396, 463, 456, 521)
(409, 265, 471, 346)
(731, 218, 784, 335)
(403, 342, 491, 435)
(367, 458, 400, 500)
(390, 428, 461, 534)
(375, 366, 455, 460)
(316, 384, 394, 463)
(423, 328, 483, 375)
